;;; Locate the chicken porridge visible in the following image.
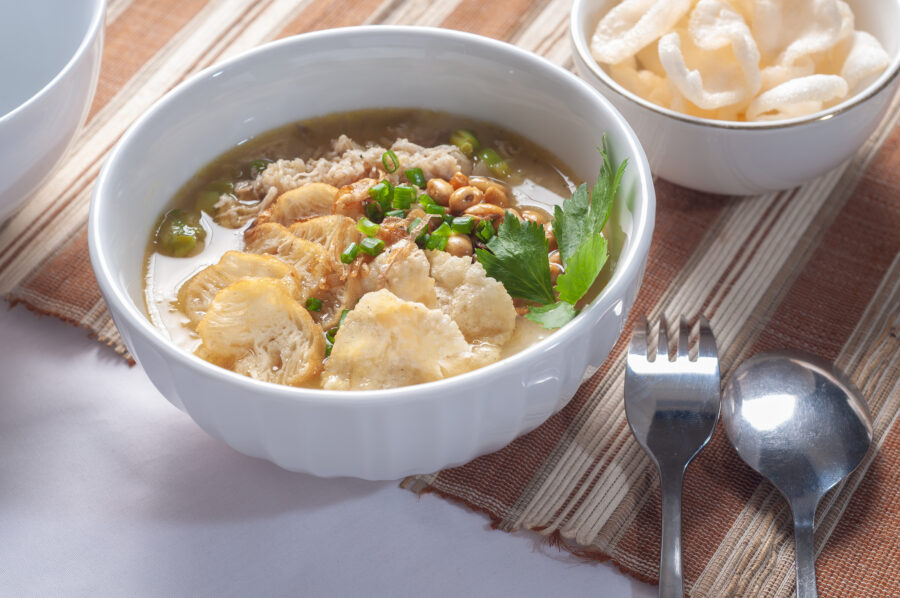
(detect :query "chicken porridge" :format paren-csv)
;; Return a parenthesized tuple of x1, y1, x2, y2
(144, 109, 626, 390)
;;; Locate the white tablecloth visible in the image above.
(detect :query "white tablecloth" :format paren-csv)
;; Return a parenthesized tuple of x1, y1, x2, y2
(0, 305, 655, 597)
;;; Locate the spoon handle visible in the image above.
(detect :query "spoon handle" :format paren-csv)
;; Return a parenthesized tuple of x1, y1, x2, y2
(659, 468, 685, 598)
(793, 501, 818, 598)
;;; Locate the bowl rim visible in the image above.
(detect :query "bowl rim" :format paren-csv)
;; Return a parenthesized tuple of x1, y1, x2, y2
(0, 0, 106, 124)
(570, 0, 900, 130)
(89, 25, 656, 407)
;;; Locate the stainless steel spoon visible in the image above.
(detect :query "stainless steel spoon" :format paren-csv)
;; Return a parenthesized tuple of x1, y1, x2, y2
(721, 350, 873, 598)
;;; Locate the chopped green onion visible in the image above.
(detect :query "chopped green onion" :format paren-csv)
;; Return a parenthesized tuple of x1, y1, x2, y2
(250, 159, 272, 173)
(324, 308, 351, 357)
(417, 194, 436, 208)
(475, 218, 494, 243)
(356, 217, 380, 237)
(360, 236, 386, 257)
(369, 179, 393, 207)
(195, 190, 221, 215)
(207, 180, 234, 194)
(405, 168, 426, 188)
(477, 148, 511, 178)
(382, 150, 400, 173)
(386, 209, 406, 219)
(426, 222, 452, 250)
(432, 221, 452, 237)
(392, 184, 416, 210)
(305, 297, 323, 312)
(408, 217, 428, 244)
(341, 242, 360, 264)
(451, 215, 476, 235)
(324, 327, 338, 356)
(365, 202, 384, 223)
(416, 233, 429, 249)
(449, 129, 480, 157)
(443, 213, 455, 226)
(424, 203, 445, 216)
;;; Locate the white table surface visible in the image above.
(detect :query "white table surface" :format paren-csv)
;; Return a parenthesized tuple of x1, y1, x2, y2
(0, 304, 656, 597)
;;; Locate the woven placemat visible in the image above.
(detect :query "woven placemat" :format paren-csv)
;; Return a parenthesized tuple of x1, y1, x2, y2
(2, 1, 899, 595)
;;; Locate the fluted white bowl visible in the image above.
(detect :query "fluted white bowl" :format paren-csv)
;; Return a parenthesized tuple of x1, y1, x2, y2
(89, 26, 655, 480)
(0, 0, 105, 222)
(571, 0, 900, 196)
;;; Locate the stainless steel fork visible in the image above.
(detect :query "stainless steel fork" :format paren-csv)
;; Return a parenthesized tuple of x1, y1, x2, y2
(624, 316, 721, 598)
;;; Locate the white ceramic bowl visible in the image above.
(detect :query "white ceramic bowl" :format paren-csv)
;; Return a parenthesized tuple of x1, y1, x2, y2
(89, 26, 655, 480)
(571, 0, 900, 196)
(0, 0, 105, 222)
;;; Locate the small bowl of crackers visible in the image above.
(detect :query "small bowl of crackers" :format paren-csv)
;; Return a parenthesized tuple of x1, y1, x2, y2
(571, 0, 900, 195)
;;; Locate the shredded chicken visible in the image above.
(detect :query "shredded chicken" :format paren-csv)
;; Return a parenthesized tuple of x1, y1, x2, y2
(214, 136, 471, 228)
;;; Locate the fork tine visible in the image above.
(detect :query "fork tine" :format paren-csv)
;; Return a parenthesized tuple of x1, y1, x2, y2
(697, 316, 718, 359)
(677, 316, 690, 359)
(657, 315, 669, 362)
(629, 316, 649, 359)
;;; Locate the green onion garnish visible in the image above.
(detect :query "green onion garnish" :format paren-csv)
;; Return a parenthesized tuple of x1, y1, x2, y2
(356, 217, 380, 237)
(368, 180, 393, 209)
(416, 233, 429, 249)
(195, 190, 221, 215)
(426, 222, 452, 251)
(339, 309, 350, 327)
(417, 194, 436, 208)
(425, 235, 446, 251)
(325, 336, 334, 357)
(208, 180, 234, 194)
(451, 215, 476, 235)
(341, 242, 360, 264)
(305, 297, 323, 312)
(449, 129, 480, 157)
(385, 209, 406, 219)
(360, 236, 386, 257)
(392, 185, 416, 210)
(475, 218, 494, 243)
(424, 203, 445, 216)
(477, 148, 511, 178)
(382, 150, 400, 173)
(408, 217, 427, 243)
(249, 159, 272, 173)
(405, 168, 426, 188)
(365, 202, 384, 223)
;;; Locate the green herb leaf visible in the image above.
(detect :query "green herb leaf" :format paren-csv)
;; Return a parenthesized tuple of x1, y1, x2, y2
(553, 140, 625, 268)
(554, 233, 608, 305)
(552, 183, 590, 268)
(476, 214, 554, 305)
(525, 302, 577, 329)
(590, 136, 627, 234)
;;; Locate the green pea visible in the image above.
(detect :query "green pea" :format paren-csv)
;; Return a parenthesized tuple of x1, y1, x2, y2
(155, 209, 206, 257)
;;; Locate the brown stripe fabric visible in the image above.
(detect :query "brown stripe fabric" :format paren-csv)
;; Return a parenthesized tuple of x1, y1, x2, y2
(3, 1, 900, 595)
(90, 0, 210, 120)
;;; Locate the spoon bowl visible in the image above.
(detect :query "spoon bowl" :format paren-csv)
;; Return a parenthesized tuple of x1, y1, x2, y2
(722, 350, 873, 598)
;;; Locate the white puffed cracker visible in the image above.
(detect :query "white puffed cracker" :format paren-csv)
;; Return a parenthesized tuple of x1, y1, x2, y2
(840, 31, 891, 94)
(747, 73, 848, 120)
(591, 0, 693, 65)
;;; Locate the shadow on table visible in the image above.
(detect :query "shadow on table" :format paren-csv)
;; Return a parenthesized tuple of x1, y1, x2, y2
(130, 424, 384, 524)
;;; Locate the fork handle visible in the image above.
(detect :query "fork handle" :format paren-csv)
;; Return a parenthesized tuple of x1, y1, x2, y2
(659, 468, 685, 598)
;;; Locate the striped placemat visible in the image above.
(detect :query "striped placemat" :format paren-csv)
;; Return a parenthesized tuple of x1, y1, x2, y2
(2, 1, 899, 595)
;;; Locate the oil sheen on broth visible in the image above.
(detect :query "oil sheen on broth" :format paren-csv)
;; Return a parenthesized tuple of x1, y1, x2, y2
(144, 109, 621, 389)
